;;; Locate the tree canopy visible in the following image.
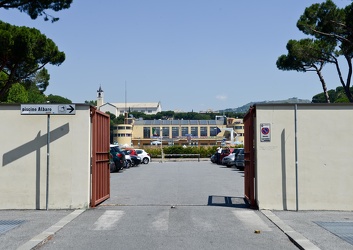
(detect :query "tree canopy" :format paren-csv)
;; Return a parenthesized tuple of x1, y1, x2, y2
(277, 0, 353, 103)
(276, 39, 335, 102)
(296, 0, 353, 102)
(0, 0, 73, 22)
(0, 21, 65, 102)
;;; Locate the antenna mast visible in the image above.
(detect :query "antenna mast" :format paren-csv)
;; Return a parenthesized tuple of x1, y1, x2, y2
(125, 81, 127, 114)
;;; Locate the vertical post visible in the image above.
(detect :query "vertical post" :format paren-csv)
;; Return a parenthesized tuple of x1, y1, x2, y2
(294, 104, 299, 211)
(46, 114, 50, 210)
(160, 127, 163, 162)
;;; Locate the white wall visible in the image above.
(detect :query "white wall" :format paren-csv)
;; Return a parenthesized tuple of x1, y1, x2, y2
(255, 104, 353, 211)
(0, 104, 91, 209)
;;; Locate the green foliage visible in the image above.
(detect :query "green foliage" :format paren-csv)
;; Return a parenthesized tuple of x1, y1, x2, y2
(0, 21, 65, 102)
(127, 110, 244, 121)
(312, 86, 353, 103)
(46, 94, 71, 103)
(146, 145, 236, 158)
(85, 100, 97, 106)
(27, 85, 46, 103)
(277, 38, 335, 103)
(6, 83, 28, 103)
(0, 0, 73, 22)
(295, 0, 353, 102)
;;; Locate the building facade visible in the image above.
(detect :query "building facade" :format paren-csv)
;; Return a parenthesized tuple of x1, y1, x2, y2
(96, 86, 244, 147)
(112, 118, 244, 147)
(97, 86, 162, 116)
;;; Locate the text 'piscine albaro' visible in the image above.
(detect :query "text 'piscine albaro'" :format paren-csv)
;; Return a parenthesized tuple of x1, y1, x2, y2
(21, 106, 53, 112)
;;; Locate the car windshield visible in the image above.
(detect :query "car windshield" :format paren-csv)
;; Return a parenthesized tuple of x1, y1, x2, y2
(110, 146, 122, 153)
(233, 148, 243, 155)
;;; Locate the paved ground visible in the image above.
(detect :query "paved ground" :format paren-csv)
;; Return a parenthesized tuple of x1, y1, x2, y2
(0, 161, 352, 250)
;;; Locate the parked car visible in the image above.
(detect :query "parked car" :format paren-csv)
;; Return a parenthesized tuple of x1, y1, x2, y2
(151, 140, 162, 145)
(135, 149, 151, 164)
(222, 153, 236, 167)
(210, 154, 217, 163)
(109, 153, 117, 173)
(110, 144, 125, 172)
(235, 148, 245, 170)
(219, 148, 234, 164)
(122, 150, 141, 167)
(124, 148, 138, 156)
(121, 151, 132, 168)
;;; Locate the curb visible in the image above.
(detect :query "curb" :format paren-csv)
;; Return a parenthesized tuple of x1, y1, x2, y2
(17, 209, 86, 250)
(261, 210, 321, 250)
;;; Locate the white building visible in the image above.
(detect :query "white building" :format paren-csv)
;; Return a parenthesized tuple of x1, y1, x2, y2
(97, 86, 162, 116)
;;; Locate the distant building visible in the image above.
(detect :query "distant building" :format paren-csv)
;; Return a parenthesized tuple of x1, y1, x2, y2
(96, 86, 162, 116)
(96, 86, 244, 146)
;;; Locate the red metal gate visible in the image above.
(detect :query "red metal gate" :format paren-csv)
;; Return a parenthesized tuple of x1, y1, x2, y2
(90, 107, 110, 207)
(243, 106, 257, 209)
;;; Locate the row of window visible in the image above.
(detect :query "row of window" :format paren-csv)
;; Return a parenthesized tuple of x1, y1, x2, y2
(119, 110, 153, 114)
(114, 126, 244, 138)
(143, 126, 220, 138)
(114, 133, 132, 137)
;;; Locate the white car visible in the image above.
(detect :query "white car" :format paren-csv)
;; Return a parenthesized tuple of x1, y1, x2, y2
(135, 149, 151, 164)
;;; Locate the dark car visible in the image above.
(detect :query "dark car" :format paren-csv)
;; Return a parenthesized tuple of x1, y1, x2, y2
(235, 148, 245, 170)
(210, 154, 217, 163)
(110, 145, 125, 172)
(122, 149, 141, 167)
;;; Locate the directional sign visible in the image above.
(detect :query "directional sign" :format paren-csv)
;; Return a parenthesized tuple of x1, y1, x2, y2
(21, 104, 76, 115)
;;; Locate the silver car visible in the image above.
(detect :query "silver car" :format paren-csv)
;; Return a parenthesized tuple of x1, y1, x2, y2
(222, 153, 236, 167)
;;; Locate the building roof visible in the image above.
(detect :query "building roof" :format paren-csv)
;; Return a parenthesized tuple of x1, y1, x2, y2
(134, 120, 224, 126)
(110, 102, 160, 109)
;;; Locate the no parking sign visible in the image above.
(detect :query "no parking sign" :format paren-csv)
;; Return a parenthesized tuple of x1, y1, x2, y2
(260, 123, 271, 142)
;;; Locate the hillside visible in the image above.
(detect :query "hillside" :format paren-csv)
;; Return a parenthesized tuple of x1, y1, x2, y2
(220, 97, 311, 113)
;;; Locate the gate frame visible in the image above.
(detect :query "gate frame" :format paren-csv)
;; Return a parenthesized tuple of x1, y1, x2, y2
(90, 107, 110, 207)
(243, 106, 257, 209)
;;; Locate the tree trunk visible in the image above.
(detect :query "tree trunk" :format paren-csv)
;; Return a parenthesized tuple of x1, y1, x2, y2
(316, 69, 330, 103)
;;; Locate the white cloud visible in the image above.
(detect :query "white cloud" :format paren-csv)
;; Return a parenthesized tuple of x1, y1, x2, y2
(216, 95, 227, 101)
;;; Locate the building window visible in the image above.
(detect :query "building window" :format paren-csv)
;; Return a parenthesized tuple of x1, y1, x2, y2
(172, 127, 179, 138)
(191, 127, 198, 137)
(234, 126, 243, 129)
(118, 126, 131, 130)
(162, 127, 169, 137)
(143, 127, 151, 138)
(200, 127, 207, 136)
(181, 127, 189, 136)
(152, 127, 161, 137)
(148, 110, 152, 113)
(210, 126, 218, 136)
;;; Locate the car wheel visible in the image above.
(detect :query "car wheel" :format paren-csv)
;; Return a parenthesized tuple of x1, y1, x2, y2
(143, 158, 149, 164)
(126, 160, 131, 168)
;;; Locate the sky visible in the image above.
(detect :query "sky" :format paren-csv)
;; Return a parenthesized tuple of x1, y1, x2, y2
(0, 0, 352, 112)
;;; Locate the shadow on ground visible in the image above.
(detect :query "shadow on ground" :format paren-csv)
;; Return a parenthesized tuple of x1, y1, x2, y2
(207, 196, 249, 208)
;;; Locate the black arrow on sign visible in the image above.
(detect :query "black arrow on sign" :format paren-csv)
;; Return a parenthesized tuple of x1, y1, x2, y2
(66, 105, 75, 113)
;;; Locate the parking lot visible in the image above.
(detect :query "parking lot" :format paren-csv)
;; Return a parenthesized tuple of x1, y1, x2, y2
(39, 161, 298, 250)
